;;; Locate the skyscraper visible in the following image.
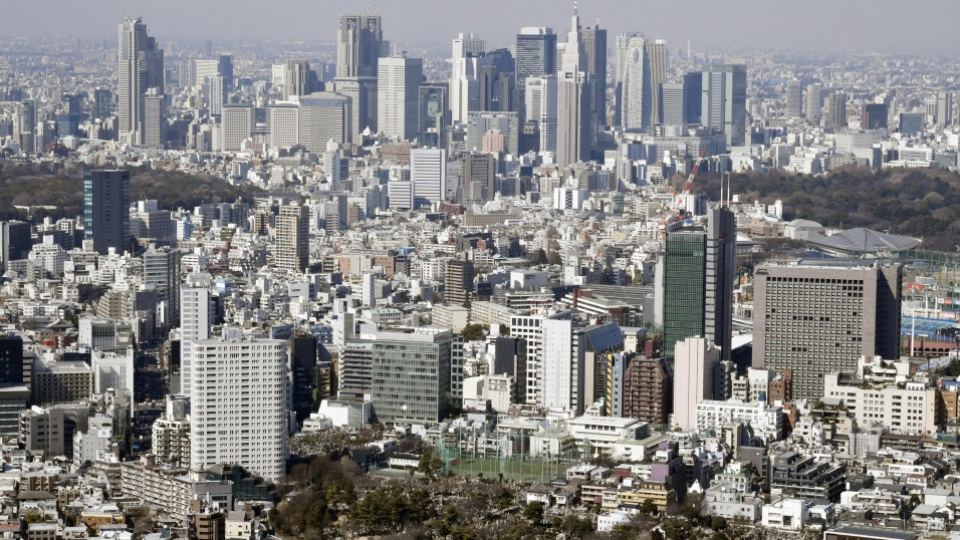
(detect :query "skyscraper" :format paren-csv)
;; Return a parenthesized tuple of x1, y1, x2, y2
(645, 40, 668, 126)
(618, 35, 646, 130)
(144, 248, 181, 329)
(94, 89, 113, 121)
(221, 104, 254, 152)
(117, 17, 163, 145)
(141, 89, 165, 148)
(0, 335, 24, 385)
(826, 91, 847, 130)
(282, 60, 322, 100)
(659, 83, 685, 126)
(190, 334, 288, 482)
(786, 80, 802, 118)
(377, 54, 424, 142)
(417, 85, 447, 146)
(411, 148, 447, 208)
(450, 33, 486, 124)
(861, 103, 888, 130)
(582, 23, 608, 129)
(556, 7, 591, 170)
(662, 208, 736, 361)
(336, 14, 383, 78)
(683, 72, 703, 125)
(461, 153, 496, 203)
(275, 203, 309, 273)
(84, 170, 130, 256)
(298, 92, 352, 150)
(702, 64, 747, 148)
(525, 75, 558, 153)
(805, 83, 822, 123)
(752, 261, 902, 399)
(14, 100, 36, 154)
(937, 90, 953, 127)
(179, 285, 212, 397)
(335, 14, 383, 138)
(515, 27, 557, 89)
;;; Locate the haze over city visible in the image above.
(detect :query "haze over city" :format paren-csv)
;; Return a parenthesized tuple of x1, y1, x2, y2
(3, 0, 960, 53)
(3, 1, 960, 539)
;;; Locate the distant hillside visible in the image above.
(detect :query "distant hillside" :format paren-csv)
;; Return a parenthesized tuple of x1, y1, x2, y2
(696, 167, 960, 251)
(0, 162, 261, 222)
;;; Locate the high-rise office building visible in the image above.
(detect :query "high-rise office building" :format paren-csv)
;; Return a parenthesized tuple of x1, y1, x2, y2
(418, 85, 447, 146)
(14, 100, 36, 153)
(336, 14, 383, 78)
(444, 257, 475, 307)
(0, 335, 24, 385)
(411, 148, 447, 208)
(556, 8, 591, 169)
(662, 208, 736, 361)
(189, 334, 287, 482)
(805, 83, 822, 123)
(221, 104, 254, 152)
(144, 248, 181, 329)
(617, 35, 646, 130)
(118, 17, 163, 146)
(861, 103, 888, 130)
(268, 103, 299, 149)
(702, 64, 747, 148)
(645, 40, 668, 126)
(94, 88, 113, 121)
(786, 80, 802, 118)
(825, 91, 847, 130)
(525, 75, 558, 154)
(275, 203, 309, 273)
(466, 111, 519, 155)
(683, 72, 703, 125)
(515, 28, 556, 89)
(0, 221, 31, 272)
(752, 261, 902, 399)
(659, 83, 685, 126)
(282, 60, 322, 100)
(179, 285, 212, 398)
(217, 55, 234, 88)
(899, 112, 925, 136)
(290, 334, 318, 426)
(461, 153, 496, 202)
(937, 90, 953, 127)
(298, 92, 352, 150)
(141, 89, 165, 148)
(377, 54, 423, 142)
(450, 33, 486, 124)
(582, 24, 608, 129)
(207, 75, 225, 116)
(84, 170, 130, 256)
(370, 329, 462, 424)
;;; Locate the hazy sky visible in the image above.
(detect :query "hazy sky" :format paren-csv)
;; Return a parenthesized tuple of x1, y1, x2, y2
(3, 0, 958, 54)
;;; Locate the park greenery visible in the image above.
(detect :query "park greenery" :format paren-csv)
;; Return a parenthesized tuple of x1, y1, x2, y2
(0, 162, 259, 222)
(697, 167, 960, 251)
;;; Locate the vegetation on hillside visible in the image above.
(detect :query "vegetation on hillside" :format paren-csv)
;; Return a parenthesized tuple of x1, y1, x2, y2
(0, 162, 260, 222)
(695, 167, 960, 251)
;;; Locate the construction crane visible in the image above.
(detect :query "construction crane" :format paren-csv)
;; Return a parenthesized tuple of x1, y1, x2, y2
(685, 147, 708, 192)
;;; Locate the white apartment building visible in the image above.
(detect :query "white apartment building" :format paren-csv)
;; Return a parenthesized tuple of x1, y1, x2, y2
(189, 334, 288, 482)
(823, 372, 937, 436)
(179, 286, 211, 397)
(695, 399, 784, 442)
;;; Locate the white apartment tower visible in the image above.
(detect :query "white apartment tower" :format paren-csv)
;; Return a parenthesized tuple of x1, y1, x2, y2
(179, 286, 211, 397)
(189, 334, 288, 482)
(449, 33, 486, 124)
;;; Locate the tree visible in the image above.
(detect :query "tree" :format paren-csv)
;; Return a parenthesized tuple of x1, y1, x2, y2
(641, 498, 658, 515)
(530, 248, 548, 265)
(460, 324, 487, 342)
(417, 448, 444, 480)
(547, 251, 563, 266)
(599, 263, 616, 285)
(522, 501, 545, 525)
(711, 516, 728, 531)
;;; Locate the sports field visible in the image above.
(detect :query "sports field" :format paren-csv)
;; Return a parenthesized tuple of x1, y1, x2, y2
(450, 456, 572, 482)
